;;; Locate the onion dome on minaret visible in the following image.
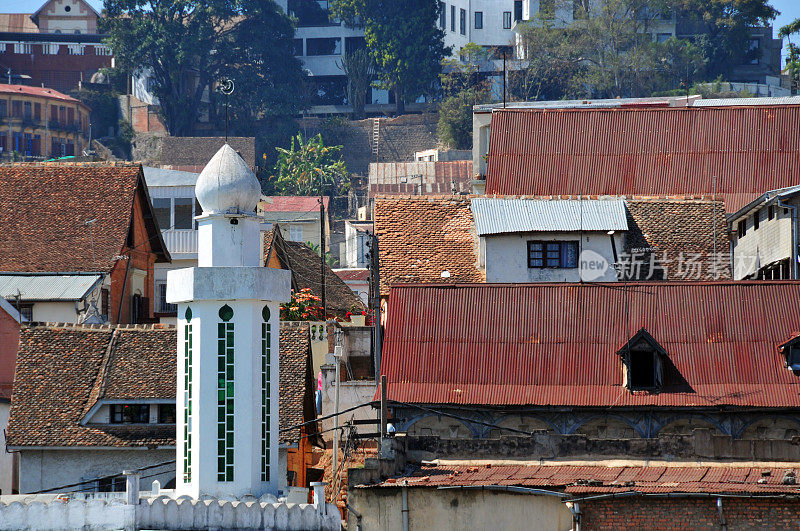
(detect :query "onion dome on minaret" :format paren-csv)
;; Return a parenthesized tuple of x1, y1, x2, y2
(195, 143, 261, 214)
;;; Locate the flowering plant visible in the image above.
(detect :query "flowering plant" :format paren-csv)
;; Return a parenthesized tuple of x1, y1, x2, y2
(280, 288, 324, 321)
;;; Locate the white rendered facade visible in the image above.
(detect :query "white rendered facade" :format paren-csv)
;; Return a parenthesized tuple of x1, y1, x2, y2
(167, 145, 291, 499)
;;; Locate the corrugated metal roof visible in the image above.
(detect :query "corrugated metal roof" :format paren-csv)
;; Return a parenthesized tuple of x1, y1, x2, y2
(694, 96, 800, 107)
(0, 274, 103, 301)
(369, 161, 473, 195)
(381, 282, 800, 408)
(142, 167, 199, 187)
(473, 96, 689, 113)
(471, 198, 628, 235)
(366, 463, 800, 495)
(485, 105, 800, 212)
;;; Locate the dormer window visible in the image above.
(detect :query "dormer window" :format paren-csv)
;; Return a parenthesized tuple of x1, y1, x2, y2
(779, 335, 800, 375)
(110, 404, 149, 424)
(619, 328, 666, 392)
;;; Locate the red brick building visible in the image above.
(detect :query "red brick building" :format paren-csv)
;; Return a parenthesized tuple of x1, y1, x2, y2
(0, 0, 112, 93)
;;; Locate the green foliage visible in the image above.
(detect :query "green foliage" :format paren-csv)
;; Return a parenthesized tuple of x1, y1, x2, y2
(781, 19, 800, 94)
(331, 0, 449, 113)
(70, 87, 119, 139)
(337, 48, 374, 119)
(305, 242, 337, 267)
(437, 89, 484, 150)
(271, 133, 349, 197)
(103, 0, 307, 136)
(280, 288, 324, 321)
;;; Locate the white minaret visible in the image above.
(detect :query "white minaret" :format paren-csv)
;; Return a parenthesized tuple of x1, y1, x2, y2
(167, 144, 290, 499)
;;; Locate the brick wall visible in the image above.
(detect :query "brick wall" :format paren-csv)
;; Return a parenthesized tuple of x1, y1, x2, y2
(580, 496, 800, 530)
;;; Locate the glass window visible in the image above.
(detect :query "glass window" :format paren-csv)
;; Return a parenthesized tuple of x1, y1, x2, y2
(110, 404, 150, 424)
(514, 0, 523, 21)
(474, 11, 483, 29)
(306, 37, 341, 56)
(159, 404, 176, 423)
(503, 11, 511, 29)
(174, 197, 194, 229)
(747, 38, 760, 65)
(527, 241, 579, 268)
(19, 304, 32, 322)
(23, 101, 31, 119)
(153, 198, 171, 229)
(289, 224, 303, 242)
(0, 101, 6, 118)
(439, 2, 446, 29)
(451, 5, 456, 32)
(460, 8, 466, 35)
(753, 211, 760, 231)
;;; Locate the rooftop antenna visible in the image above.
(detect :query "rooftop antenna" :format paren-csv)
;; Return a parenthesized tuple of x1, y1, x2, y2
(219, 78, 234, 143)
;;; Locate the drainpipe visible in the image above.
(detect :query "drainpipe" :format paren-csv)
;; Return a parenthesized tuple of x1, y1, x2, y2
(401, 484, 409, 531)
(777, 197, 798, 279)
(716, 497, 727, 530)
(566, 501, 581, 531)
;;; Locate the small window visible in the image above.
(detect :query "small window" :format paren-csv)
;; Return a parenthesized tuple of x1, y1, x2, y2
(153, 198, 171, 230)
(460, 8, 466, 35)
(439, 2, 446, 28)
(289, 224, 303, 242)
(528, 241, 579, 268)
(514, 0, 523, 21)
(768, 205, 774, 220)
(451, 5, 456, 32)
(629, 348, 656, 390)
(503, 11, 512, 29)
(474, 11, 483, 29)
(23, 101, 31, 119)
(110, 404, 150, 424)
(18, 304, 32, 322)
(173, 197, 194, 229)
(747, 38, 760, 65)
(737, 219, 746, 238)
(101, 288, 109, 319)
(306, 37, 341, 56)
(158, 404, 176, 423)
(753, 211, 760, 231)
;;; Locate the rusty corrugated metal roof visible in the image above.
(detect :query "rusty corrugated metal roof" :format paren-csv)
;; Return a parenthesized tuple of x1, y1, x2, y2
(381, 282, 800, 408)
(369, 161, 473, 195)
(485, 106, 800, 212)
(366, 463, 800, 495)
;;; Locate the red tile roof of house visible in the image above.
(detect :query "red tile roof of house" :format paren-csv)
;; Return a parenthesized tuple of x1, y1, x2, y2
(485, 106, 800, 212)
(0, 14, 38, 33)
(380, 282, 800, 408)
(375, 197, 484, 295)
(334, 269, 370, 281)
(259, 196, 330, 213)
(0, 84, 87, 106)
(7, 322, 313, 448)
(0, 163, 168, 272)
(365, 463, 800, 495)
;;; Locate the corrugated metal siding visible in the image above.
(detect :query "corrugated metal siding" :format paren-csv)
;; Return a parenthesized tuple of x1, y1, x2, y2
(370, 463, 800, 494)
(485, 106, 800, 211)
(0, 274, 103, 301)
(381, 282, 800, 407)
(471, 198, 628, 235)
(369, 161, 473, 195)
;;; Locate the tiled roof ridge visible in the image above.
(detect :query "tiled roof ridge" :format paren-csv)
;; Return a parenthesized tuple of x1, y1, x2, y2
(391, 280, 800, 288)
(498, 103, 800, 114)
(280, 321, 311, 330)
(83, 328, 119, 414)
(21, 322, 177, 331)
(1, 161, 140, 168)
(373, 194, 471, 201)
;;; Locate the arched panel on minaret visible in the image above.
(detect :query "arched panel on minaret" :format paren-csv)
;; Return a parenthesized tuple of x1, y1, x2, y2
(261, 304, 272, 483)
(218, 304, 235, 482)
(183, 306, 193, 484)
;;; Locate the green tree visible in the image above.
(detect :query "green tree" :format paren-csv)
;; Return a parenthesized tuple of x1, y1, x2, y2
(654, 37, 707, 94)
(271, 133, 350, 197)
(780, 18, 800, 94)
(331, 0, 449, 114)
(103, 0, 307, 136)
(671, 0, 777, 79)
(337, 48, 374, 119)
(437, 43, 491, 150)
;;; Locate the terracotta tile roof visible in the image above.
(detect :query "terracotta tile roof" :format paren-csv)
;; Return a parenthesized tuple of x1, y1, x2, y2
(334, 269, 370, 281)
(160, 137, 255, 170)
(0, 14, 38, 33)
(264, 226, 366, 316)
(365, 463, 800, 495)
(8, 322, 314, 448)
(278, 323, 314, 445)
(625, 199, 730, 280)
(0, 163, 168, 273)
(375, 196, 484, 295)
(0, 84, 87, 106)
(381, 282, 800, 408)
(7, 324, 176, 448)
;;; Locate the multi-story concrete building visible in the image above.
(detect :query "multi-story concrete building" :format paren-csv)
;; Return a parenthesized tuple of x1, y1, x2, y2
(0, 0, 113, 94)
(0, 83, 90, 159)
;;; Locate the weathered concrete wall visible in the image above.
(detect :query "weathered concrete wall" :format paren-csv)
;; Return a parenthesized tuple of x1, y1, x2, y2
(18, 449, 174, 494)
(347, 486, 573, 531)
(732, 196, 798, 279)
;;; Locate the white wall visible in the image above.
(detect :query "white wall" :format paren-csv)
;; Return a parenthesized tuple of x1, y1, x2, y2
(30, 302, 77, 323)
(484, 231, 622, 282)
(0, 403, 13, 495)
(731, 198, 798, 279)
(18, 449, 175, 494)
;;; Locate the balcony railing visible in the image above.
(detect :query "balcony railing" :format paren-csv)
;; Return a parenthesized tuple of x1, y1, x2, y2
(161, 229, 198, 256)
